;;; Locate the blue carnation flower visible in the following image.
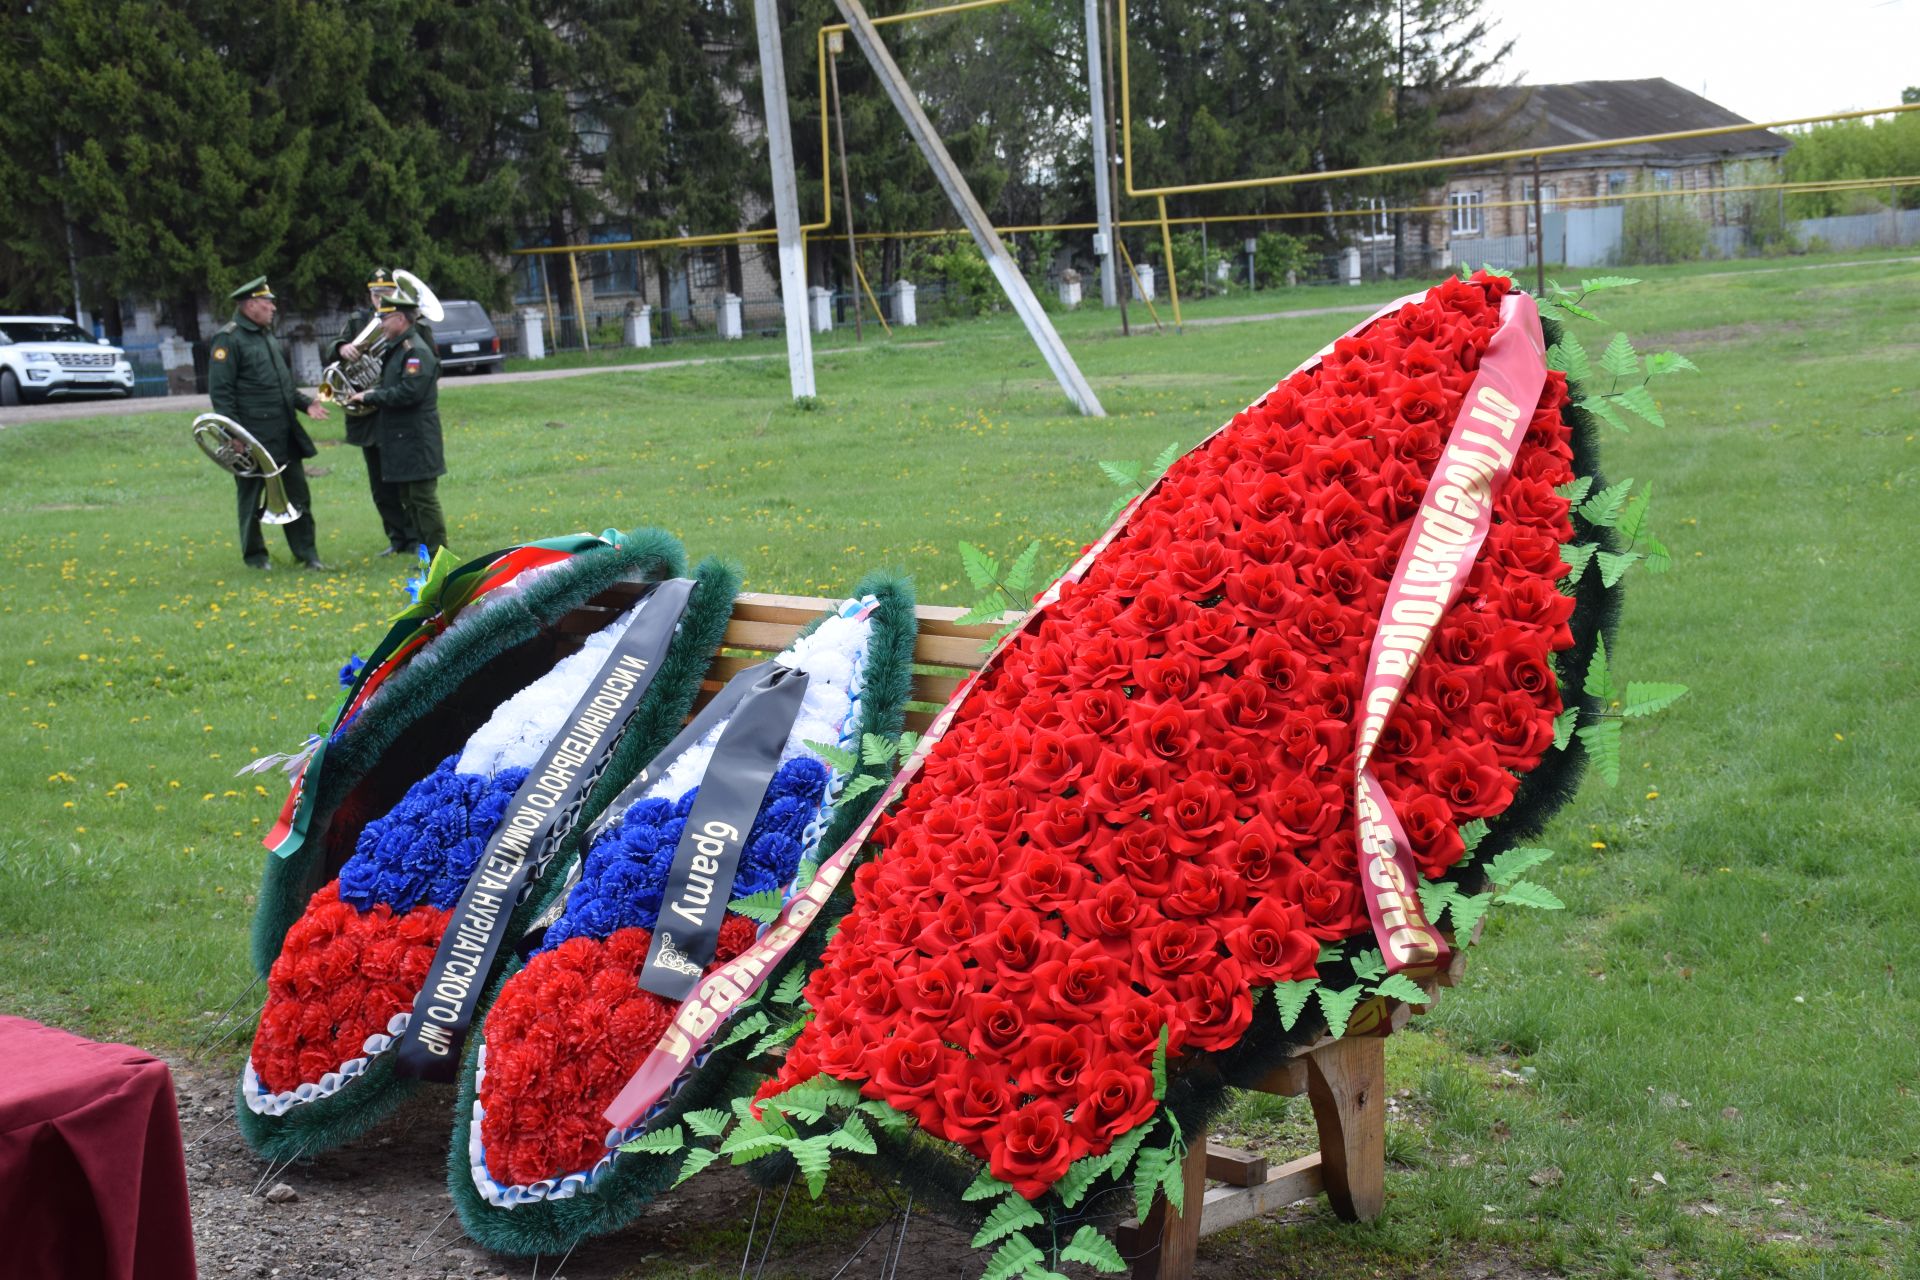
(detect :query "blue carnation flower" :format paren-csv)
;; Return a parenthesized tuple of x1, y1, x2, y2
(338, 756, 531, 914)
(338, 654, 366, 688)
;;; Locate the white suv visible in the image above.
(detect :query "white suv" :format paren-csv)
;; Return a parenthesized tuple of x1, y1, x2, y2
(0, 316, 136, 405)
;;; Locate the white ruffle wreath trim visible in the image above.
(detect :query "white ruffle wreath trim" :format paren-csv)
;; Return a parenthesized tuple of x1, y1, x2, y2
(241, 1010, 412, 1116)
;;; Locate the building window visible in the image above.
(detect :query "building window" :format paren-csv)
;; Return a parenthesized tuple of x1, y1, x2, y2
(1607, 171, 1631, 196)
(1654, 169, 1676, 190)
(1356, 196, 1392, 239)
(689, 248, 725, 291)
(1449, 191, 1483, 236)
(1522, 181, 1557, 229)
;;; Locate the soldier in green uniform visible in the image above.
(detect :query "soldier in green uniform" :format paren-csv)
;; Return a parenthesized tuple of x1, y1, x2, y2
(327, 267, 415, 556)
(346, 279, 448, 555)
(208, 277, 332, 571)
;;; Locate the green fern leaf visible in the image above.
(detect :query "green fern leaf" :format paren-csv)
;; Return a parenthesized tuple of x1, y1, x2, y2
(1272, 977, 1321, 1031)
(771, 966, 807, 1008)
(1555, 475, 1595, 504)
(717, 1119, 786, 1162)
(1133, 1144, 1175, 1221)
(618, 1123, 685, 1156)
(1373, 973, 1430, 1005)
(1578, 395, 1629, 432)
(1616, 483, 1654, 542)
(838, 773, 883, 802)
(964, 1166, 1014, 1202)
(1599, 331, 1639, 378)
(730, 888, 786, 924)
(1596, 550, 1642, 587)
(1150, 441, 1183, 476)
(1579, 275, 1642, 293)
(1098, 459, 1142, 490)
(1584, 635, 1615, 701)
(979, 1235, 1044, 1280)
(790, 1133, 836, 1197)
(715, 1011, 770, 1052)
(1104, 1118, 1154, 1184)
(1578, 718, 1622, 785)
(792, 857, 818, 893)
(1552, 298, 1604, 324)
(761, 1073, 858, 1122)
(1496, 880, 1567, 910)
(830, 1112, 877, 1155)
(860, 732, 895, 766)
(683, 1108, 731, 1139)
(1643, 534, 1672, 574)
(1350, 948, 1386, 981)
(1055, 1151, 1115, 1209)
(1315, 983, 1367, 1036)
(956, 599, 1010, 627)
(1552, 706, 1578, 752)
(1004, 540, 1043, 595)
(1448, 891, 1493, 938)
(1418, 877, 1457, 923)
(1546, 334, 1592, 383)
(672, 1146, 720, 1187)
(1560, 542, 1597, 586)
(959, 541, 999, 590)
(971, 1193, 1044, 1249)
(1645, 351, 1698, 377)
(1622, 682, 1689, 718)
(1150, 1024, 1170, 1100)
(1060, 1224, 1127, 1273)
(1486, 846, 1555, 886)
(1158, 1139, 1188, 1213)
(1460, 818, 1490, 852)
(1578, 478, 1635, 528)
(804, 739, 859, 774)
(1616, 384, 1666, 429)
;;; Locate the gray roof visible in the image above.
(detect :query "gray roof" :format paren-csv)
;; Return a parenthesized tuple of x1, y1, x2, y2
(1453, 79, 1791, 172)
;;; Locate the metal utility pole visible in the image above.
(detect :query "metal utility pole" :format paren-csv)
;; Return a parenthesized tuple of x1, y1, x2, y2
(753, 0, 816, 400)
(832, 0, 1104, 416)
(827, 33, 862, 341)
(1103, 0, 1128, 335)
(1532, 155, 1546, 296)
(1084, 0, 1117, 308)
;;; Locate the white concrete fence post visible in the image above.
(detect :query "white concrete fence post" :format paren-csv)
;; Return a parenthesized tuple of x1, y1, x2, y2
(893, 280, 917, 326)
(521, 308, 547, 361)
(719, 293, 744, 340)
(1343, 247, 1362, 286)
(1135, 263, 1156, 301)
(624, 303, 652, 349)
(809, 286, 834, 333)
(1057, 269, 1082, 309)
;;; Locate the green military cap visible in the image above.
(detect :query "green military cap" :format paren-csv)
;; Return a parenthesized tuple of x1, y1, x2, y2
(378, 278, 423, 312)
(367, 265, 396, 288)
(229, 276, 276, 301)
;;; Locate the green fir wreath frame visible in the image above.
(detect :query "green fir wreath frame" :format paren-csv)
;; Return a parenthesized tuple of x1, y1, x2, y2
(237, 533, 740, 1162)
(445, 571, 921, 1257)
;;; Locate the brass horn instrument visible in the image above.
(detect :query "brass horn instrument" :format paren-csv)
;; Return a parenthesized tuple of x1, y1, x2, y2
(316, 268, 443, 416)
(192, 412, 302, 525)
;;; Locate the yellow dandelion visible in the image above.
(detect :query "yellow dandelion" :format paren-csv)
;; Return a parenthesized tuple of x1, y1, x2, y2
(1590, 840, 1607, 850)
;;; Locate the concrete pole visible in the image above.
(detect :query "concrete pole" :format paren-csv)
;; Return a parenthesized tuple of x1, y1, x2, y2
(833, 0, 1103, 416)
(753, 0, 816, 400)
(1085, 0, 1117, 308)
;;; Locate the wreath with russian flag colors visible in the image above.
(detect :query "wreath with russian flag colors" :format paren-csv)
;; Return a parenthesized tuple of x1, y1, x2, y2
(591, 273, 1687, 1274)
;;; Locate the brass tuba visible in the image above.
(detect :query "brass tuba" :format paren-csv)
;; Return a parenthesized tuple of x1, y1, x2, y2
(316, 268, 444, 416)
(193, 412, 302, 525)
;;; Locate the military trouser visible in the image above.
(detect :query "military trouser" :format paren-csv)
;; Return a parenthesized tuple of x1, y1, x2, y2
(236, 459, 317, 566)
(361, 443, 417, 551)
(394, 479, 448, 555)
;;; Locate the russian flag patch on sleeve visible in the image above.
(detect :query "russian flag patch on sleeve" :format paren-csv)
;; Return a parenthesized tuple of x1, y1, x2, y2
(404, 356, 422, 375)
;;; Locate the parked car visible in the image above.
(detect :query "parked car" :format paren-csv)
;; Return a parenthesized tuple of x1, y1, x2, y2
(429, 301, 503, 374)
(0, 316, 136, 405)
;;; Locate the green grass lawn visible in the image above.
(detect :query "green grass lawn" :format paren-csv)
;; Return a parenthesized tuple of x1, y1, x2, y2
(2, 252, 1916, 1277)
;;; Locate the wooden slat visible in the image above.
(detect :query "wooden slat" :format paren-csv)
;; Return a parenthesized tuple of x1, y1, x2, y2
(722, 617, 810, 653)
(703, 654, 764, 686)
(1243, 1058, 1310, 1098)
(913, 631, 995, 670)
(1305, 1037, 1386, 1222)
(901, 708, 940, 735)
(910, 673, 966, 705)
(1191, 1155, 1325, 1237)
(1204, 1143, 1268, 1188)
(730, 591, 842, 625)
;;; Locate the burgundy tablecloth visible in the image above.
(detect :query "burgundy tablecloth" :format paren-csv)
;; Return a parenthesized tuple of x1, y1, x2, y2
(0, 1016, 197, 1280)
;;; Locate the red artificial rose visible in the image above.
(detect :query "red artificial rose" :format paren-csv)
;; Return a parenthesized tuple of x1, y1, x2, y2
(1222, 897, 1319, 984)
(987, 1099, 1075, 1199)
(1071, 1056, 1159, 1149)
(1172, 959, 1253, 1052)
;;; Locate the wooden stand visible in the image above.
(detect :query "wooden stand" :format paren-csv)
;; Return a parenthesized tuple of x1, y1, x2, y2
(1115, 952, 1469, 1280)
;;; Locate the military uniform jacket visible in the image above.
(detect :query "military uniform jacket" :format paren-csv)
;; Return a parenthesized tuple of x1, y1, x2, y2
(362, 325, 444, 482)
(208, 312, 317, 463)
(328, 307, 379, 446)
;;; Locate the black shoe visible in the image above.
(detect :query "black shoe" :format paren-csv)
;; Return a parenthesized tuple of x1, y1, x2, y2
(246, 560, 272, 572)
(376, 543, 410, 557)
(301, 558, 334, 572)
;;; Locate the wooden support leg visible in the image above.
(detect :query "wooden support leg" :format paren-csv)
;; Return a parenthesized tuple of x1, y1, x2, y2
(1123, 1137, 1209, 1280)
(1304, 1036, 1386, 1221)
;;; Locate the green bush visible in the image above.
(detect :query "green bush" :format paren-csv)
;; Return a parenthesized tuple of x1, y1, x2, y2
(1620, 182, 1708, 265)
(1168, 231, 1228, 297)
(1253, 231, 1313, 287)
